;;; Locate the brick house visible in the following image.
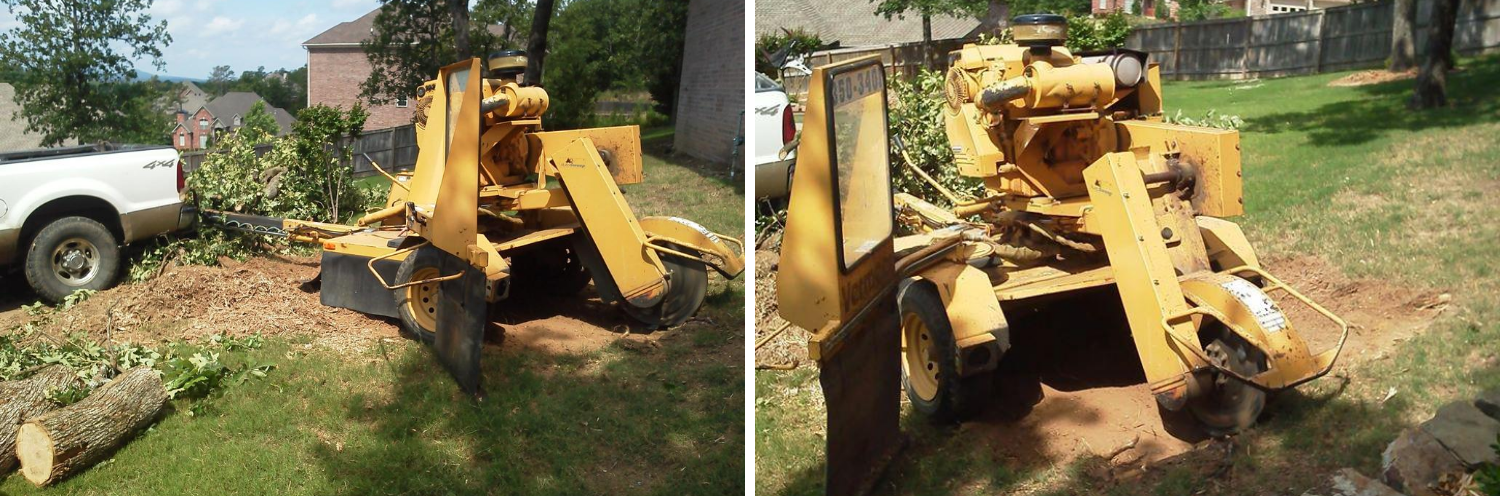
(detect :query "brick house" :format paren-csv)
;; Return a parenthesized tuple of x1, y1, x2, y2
(302, 8, 511, 131)
(169, 92, 296, 151)
(674, 0, 746, 164)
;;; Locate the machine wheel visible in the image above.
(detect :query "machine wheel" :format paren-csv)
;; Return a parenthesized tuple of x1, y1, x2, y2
(621, 243, 708, 329)
(24, 216, 120, 304)
(899, 281, 991, 423)
(393, 246, 445, 345)
(1189, 333, 1267, 436)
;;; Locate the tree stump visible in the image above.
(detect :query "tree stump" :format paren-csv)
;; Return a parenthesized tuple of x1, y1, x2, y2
(0, 366, 79, 473)
(17, 366, 167, 486)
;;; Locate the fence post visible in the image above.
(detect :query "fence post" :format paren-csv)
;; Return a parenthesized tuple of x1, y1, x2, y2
(1173, 22, 1183, 79)
(1242, 18, 1254, 78)
(1314, 9, 1327, 74)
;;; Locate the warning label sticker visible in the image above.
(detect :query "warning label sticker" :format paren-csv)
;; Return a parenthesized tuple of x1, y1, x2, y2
(1220, 278, 1287, 333)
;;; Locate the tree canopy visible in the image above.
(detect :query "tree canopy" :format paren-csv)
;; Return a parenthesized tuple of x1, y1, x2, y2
(361, 0, 527, 105)
(240, 101, 280, 142)
(543, 0, 689, 129)
(0, 0, 173, 146)
(202, 65, 307, 115)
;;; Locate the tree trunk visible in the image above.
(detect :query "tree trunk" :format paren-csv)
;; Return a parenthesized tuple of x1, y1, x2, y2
(17, 367, 167, 486)
(985, 0, 1011, 37)
(450, 0, 471, 60)
(524, 0, 557, 87)
(1411, 0, 1459, 109)
(1390, 0, 1417, 72)
(0, 366, 78, 473)
(922, 14, 935, 70)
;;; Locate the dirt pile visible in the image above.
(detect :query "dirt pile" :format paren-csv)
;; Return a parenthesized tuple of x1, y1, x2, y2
(1328, 69, 1416, 87)
(754, 255, 1450, 471)
(0, 256, 399, 350)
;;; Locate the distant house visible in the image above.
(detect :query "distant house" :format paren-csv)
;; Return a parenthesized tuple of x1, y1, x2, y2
(302, 8, 512, 131)
(755, 0, 980, 48)
(675, 0, 745, 164)
(0, 83, 74, 151)
(170, 92, 295, 151)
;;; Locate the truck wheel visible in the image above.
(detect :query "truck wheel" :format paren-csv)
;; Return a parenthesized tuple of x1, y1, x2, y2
(1189, 334, 1267, 436)
(24, 216, 120, 304)
(393, 245, 445, 345)
(899, 281, 991, 423)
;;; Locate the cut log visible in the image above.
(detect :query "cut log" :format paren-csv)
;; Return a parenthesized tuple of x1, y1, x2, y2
(17, 366, 166, 486)
(0, 365, 79, 474)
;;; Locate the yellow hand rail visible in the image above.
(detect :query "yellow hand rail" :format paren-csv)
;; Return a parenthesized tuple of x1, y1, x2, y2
(1159, 265, 1349, 390)
(364, 241, 464, 290)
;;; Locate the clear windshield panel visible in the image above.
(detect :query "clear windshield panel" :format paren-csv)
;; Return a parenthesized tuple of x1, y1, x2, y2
(830, 63, 892, 271)
(445, 66, 470, 151)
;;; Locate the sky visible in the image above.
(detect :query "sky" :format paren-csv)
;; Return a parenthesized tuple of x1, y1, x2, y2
(0, 0, 387, 79)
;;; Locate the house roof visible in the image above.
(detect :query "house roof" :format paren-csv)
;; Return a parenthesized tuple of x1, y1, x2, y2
(303, 7, 381, 46)
(0, 83, 74, 151)
(756, 0, 981, 47)
(197, 92, 294, 136)
(304, 7, 514, 47)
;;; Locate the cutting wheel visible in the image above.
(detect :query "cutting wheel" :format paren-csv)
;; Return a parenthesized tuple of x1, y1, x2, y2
(621, 242, 707, 328)
(1189, 334, 1267, 436)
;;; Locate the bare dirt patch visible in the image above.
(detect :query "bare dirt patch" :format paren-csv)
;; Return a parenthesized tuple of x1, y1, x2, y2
(756, 255, 1447, 478)
(1328, 69, 1416, 87)
(0, 256, 664, 356)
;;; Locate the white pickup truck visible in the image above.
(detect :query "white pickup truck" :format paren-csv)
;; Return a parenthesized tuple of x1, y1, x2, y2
(0, 144, 195, 302)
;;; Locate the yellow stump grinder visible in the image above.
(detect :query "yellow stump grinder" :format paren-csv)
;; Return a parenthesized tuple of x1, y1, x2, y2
(210, 55, 744, 396)
(775, 14, 1346, 495)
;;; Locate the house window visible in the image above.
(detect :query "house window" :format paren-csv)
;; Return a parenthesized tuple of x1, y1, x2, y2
(396, 95, 409, 108)
(199, 134, 208, 149)
(198, 118, 208, 130)
(178, 133, 185, 147)
(234, 115, 242, 126)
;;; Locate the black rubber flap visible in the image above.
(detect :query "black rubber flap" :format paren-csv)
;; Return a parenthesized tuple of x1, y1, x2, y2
(820, 295, 905, 496)
(435, 249, 487, 397)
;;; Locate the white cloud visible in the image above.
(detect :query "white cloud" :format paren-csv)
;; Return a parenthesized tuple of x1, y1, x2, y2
(150, 0, 184, 17)
(331, 0, 374, 9)
(202, 16, 244, 35)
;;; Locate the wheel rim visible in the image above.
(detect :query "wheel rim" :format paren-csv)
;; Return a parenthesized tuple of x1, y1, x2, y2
(901, 312, 940, 401)
(405, 267, 440, 334)
(51, 237, 99, 286)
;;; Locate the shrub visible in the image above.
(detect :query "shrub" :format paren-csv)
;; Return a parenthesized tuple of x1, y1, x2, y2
(755, 28, 824, 77)
(887, 69, 984, 207)
(1067, 12, 1133, 51)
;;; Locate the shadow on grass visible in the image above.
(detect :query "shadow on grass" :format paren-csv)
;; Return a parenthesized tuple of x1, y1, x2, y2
(312, 286, 744, 496)
(1243, 55, 1500, 148)
(641, 130, 741, 192)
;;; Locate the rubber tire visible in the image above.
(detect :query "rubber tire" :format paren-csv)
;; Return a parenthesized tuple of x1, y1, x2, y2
(393, 245, 445, 345)
(1188, 334, 1267, 436)
(620, 243, 708, 329)
(24, 216, 120, 304)
(899, 282, 992, 423)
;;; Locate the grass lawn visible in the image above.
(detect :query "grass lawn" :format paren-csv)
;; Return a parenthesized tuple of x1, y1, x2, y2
(756, 55, 1500, 495)
(0, 129, 746, 495)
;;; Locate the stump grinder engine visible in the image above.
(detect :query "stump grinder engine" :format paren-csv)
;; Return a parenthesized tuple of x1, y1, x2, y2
(775, 14, 1346, 495)
(210, 57, 743, 396)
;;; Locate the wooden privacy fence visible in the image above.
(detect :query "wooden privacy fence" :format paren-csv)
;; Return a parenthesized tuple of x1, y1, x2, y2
(1128, 0, 1500, 79)
(180, 124, 419, 178)
(778, 38, 970, 98)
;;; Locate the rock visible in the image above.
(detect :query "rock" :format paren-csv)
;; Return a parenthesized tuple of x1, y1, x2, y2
(1330, 468, 1405, 496)
(1382, 427, 1462, 496)
(1420, 401, 1500, 467)
(1476, 387, 1500, 420)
